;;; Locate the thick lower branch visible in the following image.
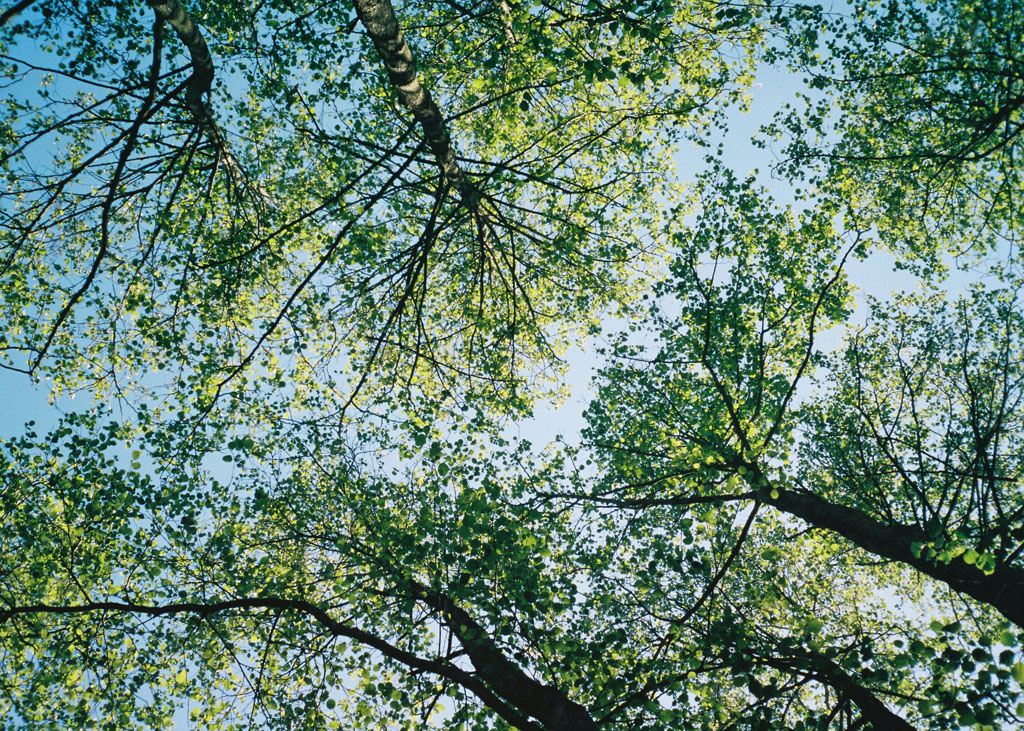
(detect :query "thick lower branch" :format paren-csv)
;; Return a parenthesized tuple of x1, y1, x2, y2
(757, 649, 916, 730)
(769, 488, 1024, 627)
(415, 586, 601, 731)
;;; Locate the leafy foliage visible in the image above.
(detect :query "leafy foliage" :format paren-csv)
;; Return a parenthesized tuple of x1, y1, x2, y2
(1, 0, 1023, 729)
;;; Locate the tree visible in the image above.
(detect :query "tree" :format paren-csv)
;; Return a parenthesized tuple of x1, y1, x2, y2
(1, 0, 1022, 729)
(764, 0, 1024, 272)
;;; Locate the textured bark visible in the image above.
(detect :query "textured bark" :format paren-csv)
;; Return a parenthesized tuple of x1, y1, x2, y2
(417, 588, 601, 731)
(498, 0, 517, 44)
(146, 0, 214, 122)
(352, 0, 480, 205)
(770, 488, 1024, 627)
(145, 0, 270, 203)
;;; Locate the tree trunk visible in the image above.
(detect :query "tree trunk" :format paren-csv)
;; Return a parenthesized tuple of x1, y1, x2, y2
(418, 587, 601, 731)
(352, 0, 480, 205)
(146, 0, 270, 203)
(758, 650, 916, 730)
(146, 0, 214, 122)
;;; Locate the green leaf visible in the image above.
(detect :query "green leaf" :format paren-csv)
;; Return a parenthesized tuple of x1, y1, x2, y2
(1012, 662, 1024, 684)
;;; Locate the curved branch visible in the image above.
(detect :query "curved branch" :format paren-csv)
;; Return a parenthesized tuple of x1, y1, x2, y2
(146, 0, 271, 204)
(29, 16, 166, 373)
(0, 596, 542, 731)
(0, 0, 35, 27)
(755, 648, 916, 731)
(145, 0, 214, 122)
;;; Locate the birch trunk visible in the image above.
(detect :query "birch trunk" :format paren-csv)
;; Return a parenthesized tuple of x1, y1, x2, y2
(352, 0, 481, 205)
(145, 0, 269, 203)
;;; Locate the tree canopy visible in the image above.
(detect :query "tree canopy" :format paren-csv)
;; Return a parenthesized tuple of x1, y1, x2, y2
(1, 0, 1022, 729)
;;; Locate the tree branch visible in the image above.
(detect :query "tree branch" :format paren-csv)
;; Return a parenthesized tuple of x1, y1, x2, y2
(0, 596, 543, 731)
(146, 0, 271, 204)
(145, 0, 214, 122)
(755, 647, 916, 730)
(0, 0, 35, 27)
(768, 486, 1024, 627)
(414, 585, 601, 731)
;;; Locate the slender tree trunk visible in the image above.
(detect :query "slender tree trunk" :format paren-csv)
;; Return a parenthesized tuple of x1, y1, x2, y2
(352, 0, 481, 205)
(769, 488, 1024, 627)
(146, 0, 269, 203)
(146, 0, 214, 122)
